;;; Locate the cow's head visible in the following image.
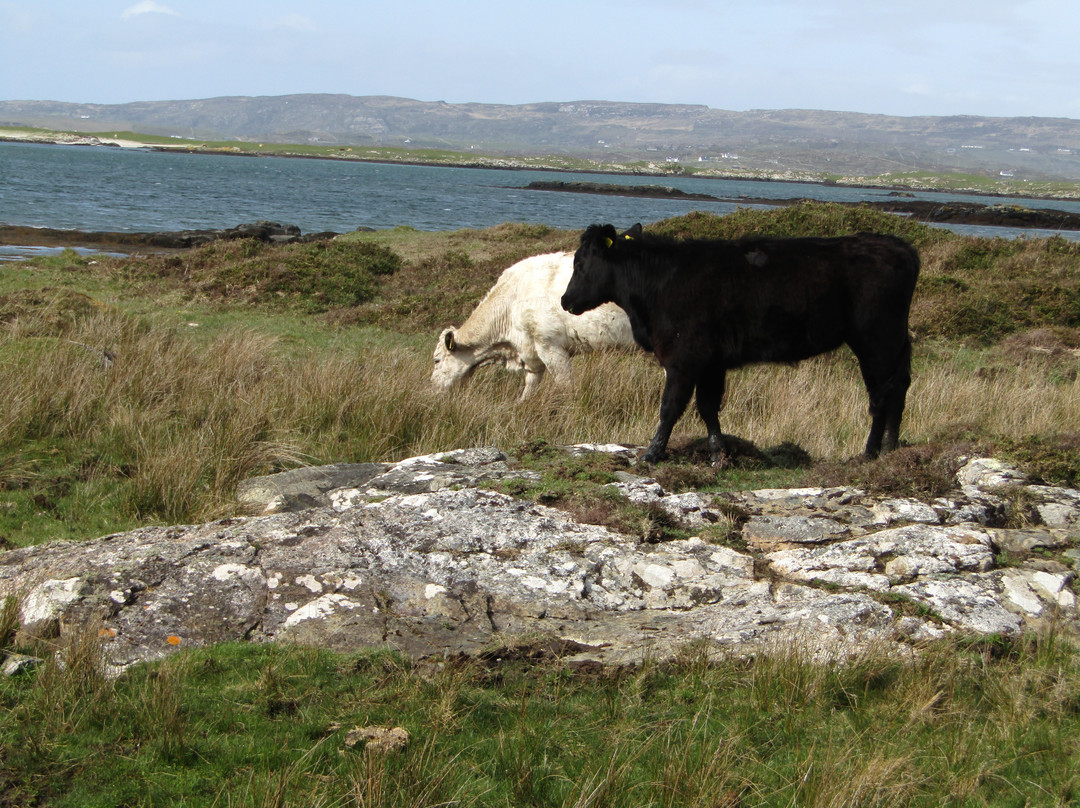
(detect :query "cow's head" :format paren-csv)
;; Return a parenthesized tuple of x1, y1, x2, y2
(561, 223, 641, 315)
(431, 327, 476, 389)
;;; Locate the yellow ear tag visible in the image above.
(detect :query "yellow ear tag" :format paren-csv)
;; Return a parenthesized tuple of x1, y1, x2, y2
(604, 237, 613, 248)
(623, 233, 634, 240)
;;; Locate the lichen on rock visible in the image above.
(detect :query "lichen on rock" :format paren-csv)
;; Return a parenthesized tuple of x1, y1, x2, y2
(1, 449, 1076, 676)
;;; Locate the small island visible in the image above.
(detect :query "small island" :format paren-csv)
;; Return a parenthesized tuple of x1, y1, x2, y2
(522, 180, 1080, 232)
(523, 180, 720, 201)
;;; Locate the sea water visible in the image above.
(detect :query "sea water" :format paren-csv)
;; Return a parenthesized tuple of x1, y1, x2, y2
(3, 140, 1080, 250)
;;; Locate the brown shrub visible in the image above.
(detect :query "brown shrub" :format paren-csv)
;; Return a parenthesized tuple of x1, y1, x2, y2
(811, 443, 971, 499)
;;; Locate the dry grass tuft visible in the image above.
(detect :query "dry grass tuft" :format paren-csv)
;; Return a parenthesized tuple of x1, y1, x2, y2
(813, 443, 971, 499)
(4, 210, 1080, 541)
(6, 294, 1079, 538)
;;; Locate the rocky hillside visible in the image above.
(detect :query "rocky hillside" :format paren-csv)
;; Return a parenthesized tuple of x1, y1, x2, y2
(3, 445, 1077, 676)
(5, 94, 1080, 179)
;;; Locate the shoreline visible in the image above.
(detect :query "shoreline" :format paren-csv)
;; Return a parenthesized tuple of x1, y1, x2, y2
(5, 128, 1080, 204)
(7, 191, 1080, 260)
(6, 130, 1080, 256)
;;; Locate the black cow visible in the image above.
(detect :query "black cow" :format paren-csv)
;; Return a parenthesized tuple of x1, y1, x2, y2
(561, 223, 920, 465)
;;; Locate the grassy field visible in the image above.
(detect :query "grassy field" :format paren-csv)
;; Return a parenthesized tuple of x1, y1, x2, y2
(1, 632, 1078, 808)
(3, 203, 1078, 547)
(2, 203, 1079, 805)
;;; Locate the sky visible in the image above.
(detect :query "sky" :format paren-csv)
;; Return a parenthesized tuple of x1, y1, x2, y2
(2, 0, 1079, 120)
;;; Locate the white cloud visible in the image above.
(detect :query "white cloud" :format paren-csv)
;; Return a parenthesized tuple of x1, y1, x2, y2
(120, 2, 179, 20)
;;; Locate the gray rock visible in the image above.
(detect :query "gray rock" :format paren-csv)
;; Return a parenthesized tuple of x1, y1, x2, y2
(2, 651, 42, 677)
(0, 452, 1077, 675)
(738, 486, 863, 511)
(956, 458, 1029, 490)
(1028, 485, 1080, 528)
(999, 568, 1076, 615)
(562, 443, 640, 461)
(989, 528, 1073, 554)
(869, 498, 941, 526)
(605, 477, 664, 504)
(743, 515, 850, 549)
(934, 493, 1008, 526)
(658, 492, 723, 527)
(237, 449, 541, 514)
(359, 448, 540, 497)
(892, 576, 1024, 636)
(603, 478, 723, 528)
(1065, 548, 1080, 572)
(237, 462, 389, 512)
(0, 488, 913, 673)
(765, 524, 996, 592)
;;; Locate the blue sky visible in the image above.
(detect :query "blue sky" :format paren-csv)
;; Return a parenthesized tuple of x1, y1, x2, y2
(2, 0, 1078, 119)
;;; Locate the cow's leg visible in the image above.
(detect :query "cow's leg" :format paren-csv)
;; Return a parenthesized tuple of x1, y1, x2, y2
(520, 366, 544, 400)
(856, 338, 912, 457)
(534, 345, 573, 388)
(878, 339, 912, 454)
(695, 370, 728, 466)
(642, 369, 694, 463)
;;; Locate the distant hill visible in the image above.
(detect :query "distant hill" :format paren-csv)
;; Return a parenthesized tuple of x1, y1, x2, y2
(4, 93, 1080, 181)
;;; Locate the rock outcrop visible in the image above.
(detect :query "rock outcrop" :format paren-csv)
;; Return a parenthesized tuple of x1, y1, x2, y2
(1, 448, 1077, 675)
(0, 220, 337, 252)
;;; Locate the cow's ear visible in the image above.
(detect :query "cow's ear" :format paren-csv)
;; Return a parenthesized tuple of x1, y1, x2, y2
(622, 223, 643, 241)
(600, 223, 618, 249)
(444, 329, 456, 351)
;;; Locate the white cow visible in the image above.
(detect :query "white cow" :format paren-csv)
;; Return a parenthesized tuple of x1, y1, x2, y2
(431, 252, 637, 399)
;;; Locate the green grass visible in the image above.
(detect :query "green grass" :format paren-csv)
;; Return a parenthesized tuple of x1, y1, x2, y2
(647, 203, 948, 249)
(492, 440, 699, 543)
(914, 235, 1080, 343)
(855, 170, 1080, 199)
(1, 632, 1077, 807)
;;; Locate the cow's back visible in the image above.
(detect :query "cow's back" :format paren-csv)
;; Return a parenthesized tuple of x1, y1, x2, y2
(451, 253, 566, 348)
(507, 254, 634, 354)
(648, 233, 918, 365)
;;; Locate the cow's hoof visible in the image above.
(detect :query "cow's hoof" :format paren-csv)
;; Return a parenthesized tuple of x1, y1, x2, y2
(709, 452, 732, 470)
(640, 449, 666, 464)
